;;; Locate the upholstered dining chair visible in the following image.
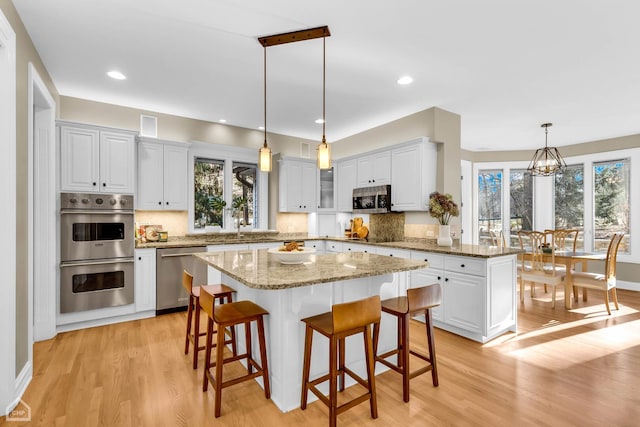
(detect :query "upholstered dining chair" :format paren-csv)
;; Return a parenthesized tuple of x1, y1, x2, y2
(518, 230, 567, 307)
(571, 233, 624, 315)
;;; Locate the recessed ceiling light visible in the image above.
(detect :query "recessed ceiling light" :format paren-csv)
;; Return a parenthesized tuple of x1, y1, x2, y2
(397, 75, 413, 85)
(107, 70, 126, 80)
(219, 119, 227, 123)
(315, 118, 325, 124)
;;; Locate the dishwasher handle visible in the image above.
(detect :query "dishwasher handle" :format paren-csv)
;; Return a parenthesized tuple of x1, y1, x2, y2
(160, 252, 205, 258)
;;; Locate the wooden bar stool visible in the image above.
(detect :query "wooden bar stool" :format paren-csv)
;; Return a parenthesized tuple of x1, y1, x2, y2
(373, 283, 441, 402)
(300, 295, 381, 427)
(182, 270, 236, 369)
(200, 288, 271, 418)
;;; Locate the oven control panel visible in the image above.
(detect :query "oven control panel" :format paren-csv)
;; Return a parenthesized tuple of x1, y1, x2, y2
(61, 193, 134, 211)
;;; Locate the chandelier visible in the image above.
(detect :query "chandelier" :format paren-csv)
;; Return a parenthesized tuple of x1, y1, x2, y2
(527, 123, 566, 176)
(258, 26, 332, 172)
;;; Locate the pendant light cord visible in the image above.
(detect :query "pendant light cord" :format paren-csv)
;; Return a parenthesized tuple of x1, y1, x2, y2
(322, 36, 326, 143)
(263, 46, 267, 147)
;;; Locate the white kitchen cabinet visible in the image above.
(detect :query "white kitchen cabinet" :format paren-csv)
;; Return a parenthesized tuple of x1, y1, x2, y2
(278, 158, 317, 212)
(375, 246, 410, 259)
(343, 242, 374, 253)
(391, 138, 437, 211)
(325, 241, 343, 253)
(135, 248, 156, 313)
(137, 138, 190, 210)
(410, 252, 444, 321)
(336, 159, 357, 212)
(59, 122, 136, 194)
(249, 241, 282, 250)
(410, 250, 517, 343)
(304, 240, 326, 254)
(357, 151, 391, 187)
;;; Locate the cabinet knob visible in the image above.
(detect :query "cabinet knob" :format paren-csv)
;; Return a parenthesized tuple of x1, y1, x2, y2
(424, 258, 428, 262)
(166, 202, 169, 205)
(364, 250, 368, 253)
(348, 248, 351, 251)
(461, 264, 465, 268)
(138, 256, 142, 261)
(445, 277, 449, 282)
(158, 201, 162, 205)
(92, 182, 96, 186)
(437, 276, 441, 280)
(102, 182, 106, 187)
(389, 254, 393, 257)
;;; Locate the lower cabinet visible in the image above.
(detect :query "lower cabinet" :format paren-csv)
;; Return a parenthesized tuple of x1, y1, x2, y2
(304, 240, 326, 254)
(135, 248, 156, 312)
(410, 251, 516, 343)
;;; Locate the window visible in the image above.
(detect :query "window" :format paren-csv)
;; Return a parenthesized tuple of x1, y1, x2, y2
(194, 158, 225, 229)
(554, 164, 584, 250)
(594, 159, 630, 253)
(478, 170, 502, 245)
(509, 169, 533, 246)
(232, 162, 257, 228)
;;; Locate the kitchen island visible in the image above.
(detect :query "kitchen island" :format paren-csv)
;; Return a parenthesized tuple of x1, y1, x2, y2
(194, 249, 427, 412)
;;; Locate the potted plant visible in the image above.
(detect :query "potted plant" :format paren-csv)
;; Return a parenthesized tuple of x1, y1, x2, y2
(428, 191, 459, 246)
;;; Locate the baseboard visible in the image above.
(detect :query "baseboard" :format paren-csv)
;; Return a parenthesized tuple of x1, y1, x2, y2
(4, 361, 32, 417)
(617, 280, 640, 292)
(56, 310, 156, 334)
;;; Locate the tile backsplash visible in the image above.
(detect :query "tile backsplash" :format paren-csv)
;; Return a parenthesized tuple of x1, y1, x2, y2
(135, 211, 189, 236)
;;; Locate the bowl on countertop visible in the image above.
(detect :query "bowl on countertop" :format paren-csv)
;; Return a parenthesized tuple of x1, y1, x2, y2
(267, 247, 316, 264)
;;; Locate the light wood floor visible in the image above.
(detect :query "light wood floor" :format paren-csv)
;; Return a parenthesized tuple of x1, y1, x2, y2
(4, 288, 640, 426)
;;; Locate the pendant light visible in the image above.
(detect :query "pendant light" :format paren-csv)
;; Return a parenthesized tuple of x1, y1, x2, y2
(316, 35, 331, 169)
(258, 44, 272, 172)
(527, 123, 567, 176)
(258, 26, 331, 170)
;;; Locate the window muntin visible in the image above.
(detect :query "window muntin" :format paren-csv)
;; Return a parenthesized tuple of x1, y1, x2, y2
(478, 170, 503, 246)
(554, 164, 585, 250)
(593, 159, 630, 253)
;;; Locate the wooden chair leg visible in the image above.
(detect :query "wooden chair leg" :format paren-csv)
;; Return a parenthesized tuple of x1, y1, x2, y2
(192, 302, 200, 369)
(425, 308, 439, 387)
(338, 338, 346, 392)
(214, 320, 226, 418)
(604, 291, 612, 315)
(185, 295, 194, 354)
(203, 318, 213, 392)
(400, 313, 410, 402)
(300, 325, 313, 409)
(329, 335, 338, 427)
(364, 324, 378, 419)
(245, 321, 253, 374)
(612, 288, 620, 310)
(256, 315, 271, 398)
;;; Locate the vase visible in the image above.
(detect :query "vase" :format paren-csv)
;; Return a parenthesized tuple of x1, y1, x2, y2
(437, 224, 453, 246)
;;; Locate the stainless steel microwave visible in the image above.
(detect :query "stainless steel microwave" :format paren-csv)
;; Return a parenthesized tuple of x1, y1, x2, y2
(352, 185, 392, 214)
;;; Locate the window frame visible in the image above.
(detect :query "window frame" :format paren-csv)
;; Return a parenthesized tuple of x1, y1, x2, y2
(473, 148, 639, 263)
(188, 141, 269, 234)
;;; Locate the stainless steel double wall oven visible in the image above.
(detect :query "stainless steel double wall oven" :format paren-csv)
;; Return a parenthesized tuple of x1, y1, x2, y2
(59, 193, 135, 313)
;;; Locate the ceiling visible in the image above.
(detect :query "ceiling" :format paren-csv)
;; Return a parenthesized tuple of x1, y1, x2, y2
(13, 0, 640, 151)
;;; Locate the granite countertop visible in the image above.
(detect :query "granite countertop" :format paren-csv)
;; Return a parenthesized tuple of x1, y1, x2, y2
(137, 233, 522, 258)
(193, 250, 428, 290)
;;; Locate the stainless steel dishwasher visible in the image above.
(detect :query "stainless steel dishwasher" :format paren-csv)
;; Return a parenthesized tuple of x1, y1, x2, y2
(156, 246, 207, 314)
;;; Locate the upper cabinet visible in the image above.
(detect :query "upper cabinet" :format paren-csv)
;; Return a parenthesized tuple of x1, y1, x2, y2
(356, 151, 391, 187)
(59, 122, 136, 194)
(336, 159, 357, 212)
(278, 158, 317, 212)
(137, 137, 190, 210)
(391, 138, 437, 211)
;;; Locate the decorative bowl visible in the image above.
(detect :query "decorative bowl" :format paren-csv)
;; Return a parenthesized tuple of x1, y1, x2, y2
(267, 247, 316, 264)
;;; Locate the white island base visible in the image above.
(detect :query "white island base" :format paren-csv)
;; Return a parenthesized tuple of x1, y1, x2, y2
(220, 271, 407, 413)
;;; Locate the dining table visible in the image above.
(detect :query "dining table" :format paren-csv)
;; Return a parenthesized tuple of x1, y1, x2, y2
(524, 250, 606, 309)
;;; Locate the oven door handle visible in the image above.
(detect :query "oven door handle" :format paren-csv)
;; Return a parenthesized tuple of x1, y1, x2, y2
(160, 252, 205, 258)
(60, 258, 135, 268)
(60, 210, 134, 215)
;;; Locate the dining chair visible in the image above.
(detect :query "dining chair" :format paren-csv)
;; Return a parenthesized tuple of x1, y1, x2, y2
(489, 229, 506, 247)
(518, 230, 566, 307)
(571, 233, 624, 315)
(543, 229, 580, 295)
